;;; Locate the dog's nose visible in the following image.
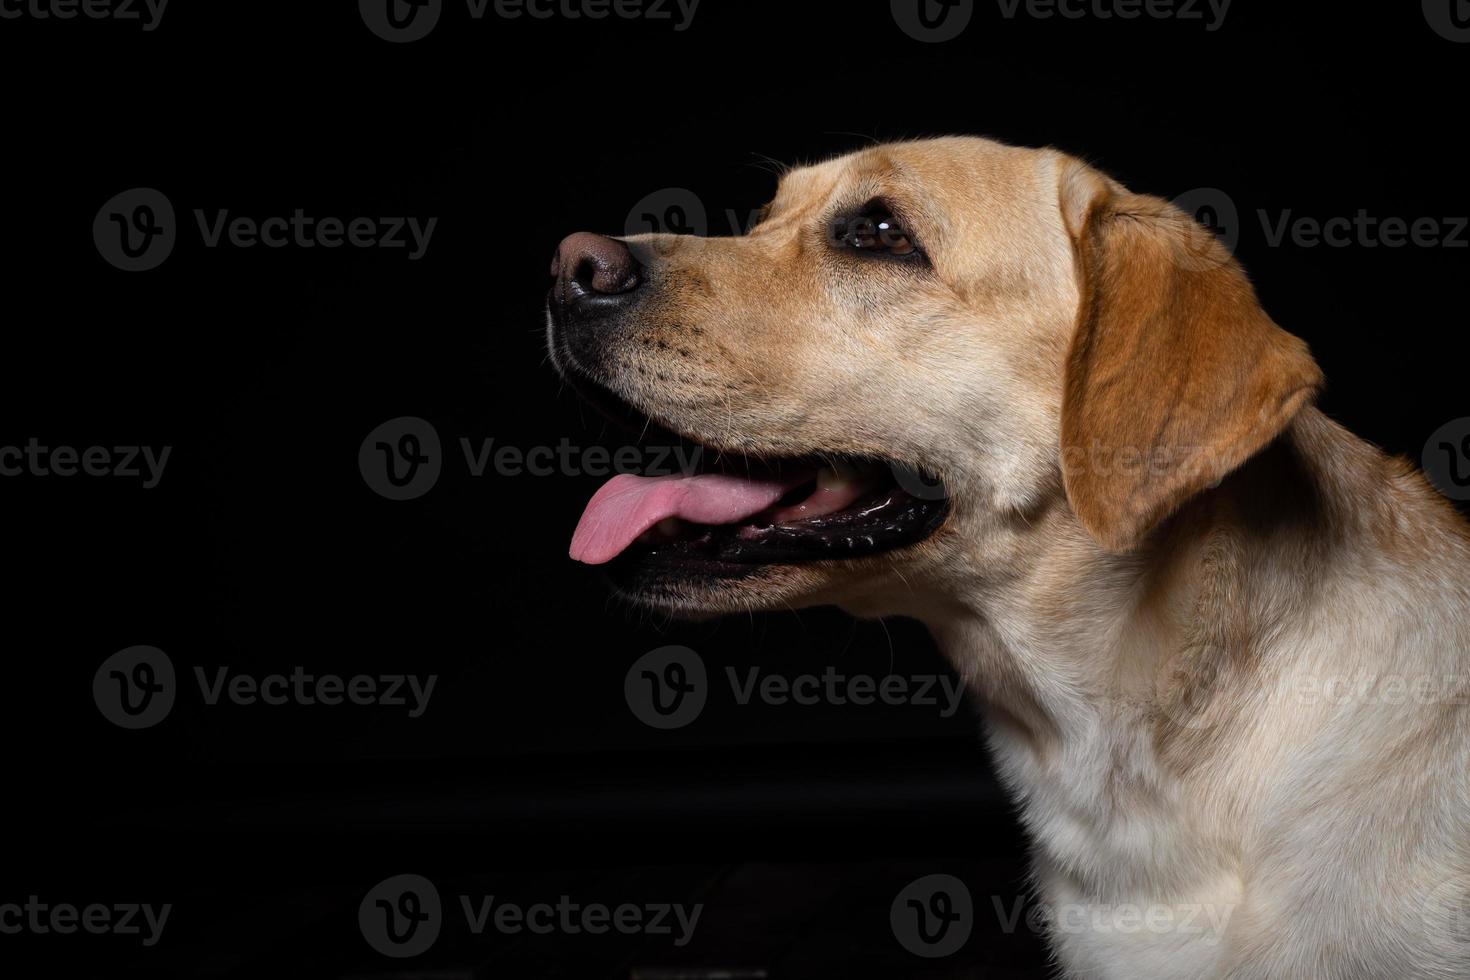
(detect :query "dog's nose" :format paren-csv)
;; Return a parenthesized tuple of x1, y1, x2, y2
(550, 232, 642, 311)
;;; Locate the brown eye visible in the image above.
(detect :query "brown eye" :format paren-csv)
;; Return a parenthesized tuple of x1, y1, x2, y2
(832, 203, 924, 261)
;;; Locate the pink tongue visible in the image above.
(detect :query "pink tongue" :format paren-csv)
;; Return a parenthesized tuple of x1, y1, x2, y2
(570, 471, 809, 565)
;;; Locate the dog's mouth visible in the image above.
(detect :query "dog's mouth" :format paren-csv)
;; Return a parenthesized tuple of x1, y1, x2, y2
(563, 374, 950, 577)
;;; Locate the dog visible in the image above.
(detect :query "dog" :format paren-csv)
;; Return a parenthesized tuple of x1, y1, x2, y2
(544, 136, 1470, 979)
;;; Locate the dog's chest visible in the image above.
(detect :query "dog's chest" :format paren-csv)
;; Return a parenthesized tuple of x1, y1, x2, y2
(986, 722, 1243, 978)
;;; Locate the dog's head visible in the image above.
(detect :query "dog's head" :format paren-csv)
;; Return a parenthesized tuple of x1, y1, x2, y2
(546, 137, 1321, 617)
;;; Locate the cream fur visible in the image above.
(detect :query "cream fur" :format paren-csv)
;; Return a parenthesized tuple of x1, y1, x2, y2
(550, 136, 1470, 978)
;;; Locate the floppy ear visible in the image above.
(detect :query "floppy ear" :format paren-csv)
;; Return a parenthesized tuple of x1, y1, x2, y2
(1056, 159, 1323, 552)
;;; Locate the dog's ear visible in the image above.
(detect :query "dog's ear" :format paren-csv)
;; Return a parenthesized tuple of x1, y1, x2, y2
(1056, 158, 1322, 552)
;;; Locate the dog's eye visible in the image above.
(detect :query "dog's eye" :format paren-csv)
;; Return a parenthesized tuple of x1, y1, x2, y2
(831, 204, 923, 261)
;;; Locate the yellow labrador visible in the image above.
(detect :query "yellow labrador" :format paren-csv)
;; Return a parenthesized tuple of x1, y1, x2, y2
(545, 137, 1470, 979)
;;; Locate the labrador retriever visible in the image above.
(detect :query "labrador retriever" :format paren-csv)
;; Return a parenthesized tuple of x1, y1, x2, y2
(544, 136, 1470, 979)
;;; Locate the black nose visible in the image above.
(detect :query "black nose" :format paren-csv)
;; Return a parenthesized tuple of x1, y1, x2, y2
(549, 232, 642, 314)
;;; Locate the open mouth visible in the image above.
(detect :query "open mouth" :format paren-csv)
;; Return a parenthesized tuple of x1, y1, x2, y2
(562, 374, 950, 577)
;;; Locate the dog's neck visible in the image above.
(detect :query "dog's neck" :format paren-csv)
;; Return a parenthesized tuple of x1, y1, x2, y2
(916, 412, 1348, 902)
(923, 511, 1199, 888)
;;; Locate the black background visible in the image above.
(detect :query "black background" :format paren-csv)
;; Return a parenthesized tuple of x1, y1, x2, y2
(2, 1, 1467, 976)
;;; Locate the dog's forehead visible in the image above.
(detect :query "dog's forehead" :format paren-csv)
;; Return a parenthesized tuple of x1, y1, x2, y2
(771, 138, 1052, 217)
